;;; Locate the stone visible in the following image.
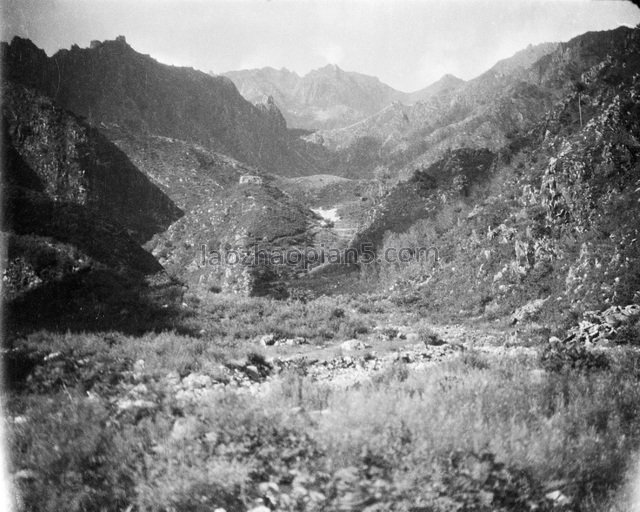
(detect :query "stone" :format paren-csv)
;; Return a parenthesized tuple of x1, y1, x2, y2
(129, 383, 149, 396)
(204, 431, 218, 444)
(170, 416, 200, 442)
(259, 334, 277, 346)
(133, 359, 145, 374)
(423, 333, 446, 346)
(511, 297, 549, 324)
(182, 373, 212, 389)
(164, 371, 181, 386)
(116, 399, 157, 413)
(244, 365, 262, 381)
(405, 332, 420, 343)
(258, 481, 280, 494)
(13, 469, 37, 481)
(340, 339, 362, 351)
(284, 336, 308, 346)
(545, 490, 572, 506)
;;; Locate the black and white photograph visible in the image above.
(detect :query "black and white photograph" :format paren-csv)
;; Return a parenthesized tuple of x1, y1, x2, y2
(2, 0, 640, 510)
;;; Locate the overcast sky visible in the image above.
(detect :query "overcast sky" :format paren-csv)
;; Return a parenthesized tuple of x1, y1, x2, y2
(2, 0, 639, 92)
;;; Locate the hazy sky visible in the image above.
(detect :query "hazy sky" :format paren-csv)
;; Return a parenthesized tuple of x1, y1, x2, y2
(2, 0, 639, 92)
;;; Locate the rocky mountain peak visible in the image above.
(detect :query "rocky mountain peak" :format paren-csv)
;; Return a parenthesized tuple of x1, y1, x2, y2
(317, 63, 343, 74)
(2, 36, 326, 176)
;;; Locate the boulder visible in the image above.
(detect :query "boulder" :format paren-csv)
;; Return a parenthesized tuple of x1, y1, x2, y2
(259, 333, 277, 346)
(182, 373, 213, 389)
(511, 297, 549, 324)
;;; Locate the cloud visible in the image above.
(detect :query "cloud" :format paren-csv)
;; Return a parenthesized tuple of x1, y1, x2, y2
(315, 43, 345, 66)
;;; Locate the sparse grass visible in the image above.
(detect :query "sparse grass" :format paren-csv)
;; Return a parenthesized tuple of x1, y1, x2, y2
(182, 291, 379, 344)
(8, 322, 640, 511)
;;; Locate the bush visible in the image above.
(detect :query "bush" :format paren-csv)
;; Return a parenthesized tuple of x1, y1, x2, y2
(10, 394, 137, 512)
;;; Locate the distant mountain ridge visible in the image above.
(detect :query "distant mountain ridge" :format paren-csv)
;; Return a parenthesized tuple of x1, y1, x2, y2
(223, 65, 465, 130)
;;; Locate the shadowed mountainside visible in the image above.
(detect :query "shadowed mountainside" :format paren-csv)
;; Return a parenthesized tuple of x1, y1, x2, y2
(1, 36, 331, 177)
(1, 81, 188, 334)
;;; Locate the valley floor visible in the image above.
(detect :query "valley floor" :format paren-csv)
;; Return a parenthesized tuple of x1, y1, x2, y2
(5, 290, 640, 512)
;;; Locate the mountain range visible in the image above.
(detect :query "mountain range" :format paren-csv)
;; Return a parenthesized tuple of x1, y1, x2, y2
(2, 25, 640, 325)
(1, 36, 329, 177)
(222, 65, 465, 130)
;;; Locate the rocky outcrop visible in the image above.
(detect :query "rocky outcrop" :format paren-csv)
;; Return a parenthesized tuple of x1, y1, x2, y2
(561, 305, 640, 347)
(542, 304, 640, 371)
(2, 81, 182, 242)
(1, 81, 181, 315)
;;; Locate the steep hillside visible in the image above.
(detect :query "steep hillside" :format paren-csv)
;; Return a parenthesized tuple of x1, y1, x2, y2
(365, 26, 640, 322)
(313, 29, 634, 178)
(351, 148, 497, 254)
(1, 36, 329, 176)
(2, 81, 182, 242)
(2, 82, 186, 333)
(93, 124, 337, 295)
(224, 64, 407, 130)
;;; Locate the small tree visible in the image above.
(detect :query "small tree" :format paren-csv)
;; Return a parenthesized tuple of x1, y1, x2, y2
(573, 81, 587, 128)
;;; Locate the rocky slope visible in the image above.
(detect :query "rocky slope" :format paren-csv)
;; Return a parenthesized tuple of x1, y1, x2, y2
(1, 36, 330, 176)
(312, 29, 634, 178)
(2, 81, 182, 242)
(361, 24, 640, 322)
(351, 148, 496, 254)
(1, 81, 187, 333)
(95, 124, 343, 296)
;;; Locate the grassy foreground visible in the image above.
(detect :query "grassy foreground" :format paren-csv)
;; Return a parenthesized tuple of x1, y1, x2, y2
(5, 292, 640, 511)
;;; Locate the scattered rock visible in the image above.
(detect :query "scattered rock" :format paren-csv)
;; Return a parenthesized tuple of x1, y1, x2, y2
(133, 359, 145, 374)
(116, 398, 157, 414)
(423, 333, 446, 346)
(164, 371, 181, 386)
(511, 297, 549, 324)
(340, 339, 365, 351)
(13, 469, 37, 481)
(282, 336, 308, 346)
(182, 373, 212, 389)
(557, 303, 640, 348)
(545, 490, 572, 506)
(170, 416, 200, 442)
(244, 365, 262, 381)
(259, 334, 277, 346)
(43, 352, 62, 362)
(129, 383, 149, 396)
(405, 332, 420, 343)
(247, 506, 271, 512)
(204, 431, 218, 444)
